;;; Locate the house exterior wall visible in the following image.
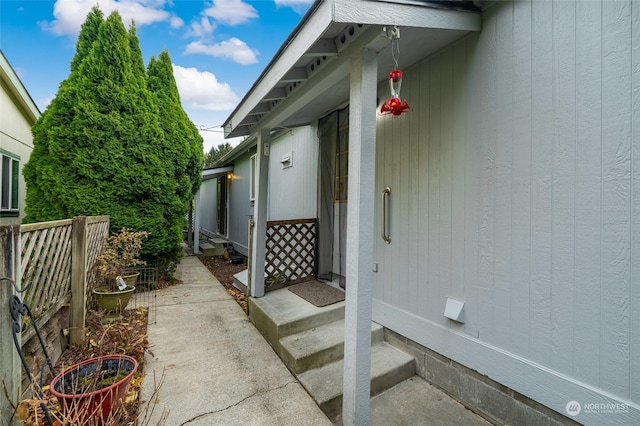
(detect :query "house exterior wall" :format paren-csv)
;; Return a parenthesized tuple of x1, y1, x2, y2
(228, 150, 255, 255)
(0, 77, 35, 225)
(373, 1, 639, 425)
(268, 126, 318, 221)
(198, 178, 218, 236)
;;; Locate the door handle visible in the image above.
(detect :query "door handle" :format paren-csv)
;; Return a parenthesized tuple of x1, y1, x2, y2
(382, 186, 391, 244)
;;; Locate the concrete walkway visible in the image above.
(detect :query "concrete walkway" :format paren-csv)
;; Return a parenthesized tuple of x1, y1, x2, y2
(139, 255, 332, 426)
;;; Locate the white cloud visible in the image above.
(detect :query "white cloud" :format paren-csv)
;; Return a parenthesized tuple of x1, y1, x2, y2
(274, 0, 313, 13)
(186, 17, 216, 39)
(203, 0, 258, 26)
(40, 0, 181, 36)
(170, 15, 184, 29)
(172, 64, 240, 112)
(184, 38, 258, 65)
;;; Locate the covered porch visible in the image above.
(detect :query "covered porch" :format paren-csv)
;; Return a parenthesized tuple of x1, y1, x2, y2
(222, 0, 481, 422)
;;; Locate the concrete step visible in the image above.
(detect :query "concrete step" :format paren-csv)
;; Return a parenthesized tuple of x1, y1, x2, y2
(280, 320, 384, 374)
(297, 343, 416, 418)
(249, 289, 345, 342)
(198, 243, 218, 256)
(232, 269, 248, 293)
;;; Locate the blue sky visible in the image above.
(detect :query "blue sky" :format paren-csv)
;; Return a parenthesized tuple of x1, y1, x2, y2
(0, 0, 313, 152)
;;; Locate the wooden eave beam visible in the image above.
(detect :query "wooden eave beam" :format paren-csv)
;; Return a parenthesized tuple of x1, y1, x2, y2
(248, 103, 272, 115)
(263, 87, 287, 101)
(304, 38, 338, 56)
(281, 67, 309, 82)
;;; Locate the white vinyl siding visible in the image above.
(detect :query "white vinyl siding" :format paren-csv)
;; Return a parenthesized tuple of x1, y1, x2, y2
(268, 126, 318, 221)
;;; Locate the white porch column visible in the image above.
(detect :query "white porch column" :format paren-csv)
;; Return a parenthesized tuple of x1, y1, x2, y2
(251, 128, 270, 298)
(342, 47, 377, 425)
(193, 189, 201, 254)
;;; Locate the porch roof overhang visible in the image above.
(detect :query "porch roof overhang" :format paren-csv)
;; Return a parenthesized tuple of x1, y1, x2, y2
(223, 0, 481, 139)
(201, 165, 234, 181)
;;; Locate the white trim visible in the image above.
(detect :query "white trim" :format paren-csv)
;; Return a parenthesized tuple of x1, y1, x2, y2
(249, 154, 257, 202)
(0, 51, 40, 123)
(333, 0, 481, 30)
(0, 154, 20, 213)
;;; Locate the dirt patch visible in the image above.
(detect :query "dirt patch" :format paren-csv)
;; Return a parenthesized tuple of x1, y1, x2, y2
(197, 255, 248, 314)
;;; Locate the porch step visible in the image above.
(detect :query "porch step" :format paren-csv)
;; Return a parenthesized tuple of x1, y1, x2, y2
(280, 319, 384, 374)
(249, 288, 417, 418)
(232, 270, 248, 293)
(249, 289, 345, 344)
(199, 242, 224, 256)
(297, 343, 415, 418)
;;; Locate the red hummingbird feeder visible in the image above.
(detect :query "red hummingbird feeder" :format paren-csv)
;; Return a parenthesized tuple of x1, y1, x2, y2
(380, 69, 410, 117)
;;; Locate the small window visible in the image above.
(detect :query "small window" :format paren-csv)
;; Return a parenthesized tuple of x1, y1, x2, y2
(250, 154, 257, 201)
(1, 153, 20, 215)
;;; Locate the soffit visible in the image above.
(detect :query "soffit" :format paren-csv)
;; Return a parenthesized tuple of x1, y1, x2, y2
(223, 0, 480, 139)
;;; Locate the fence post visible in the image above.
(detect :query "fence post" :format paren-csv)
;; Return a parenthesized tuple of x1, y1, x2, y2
(70, 216, 88, 346)
(1, 225, 21, 425)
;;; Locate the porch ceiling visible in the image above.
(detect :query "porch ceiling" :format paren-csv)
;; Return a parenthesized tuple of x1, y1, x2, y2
(223, 0, 480, 139)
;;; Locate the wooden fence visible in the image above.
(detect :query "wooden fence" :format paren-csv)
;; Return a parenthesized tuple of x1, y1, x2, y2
(20, 216, 109, 342)
(0, 216, 109, 425)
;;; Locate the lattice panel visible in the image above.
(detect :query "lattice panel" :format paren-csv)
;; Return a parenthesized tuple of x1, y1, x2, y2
(21, 220, 73, 319)
(86, 218, 110, 293)
(265, 219, 316, 288)
(18, 216, 110, 340)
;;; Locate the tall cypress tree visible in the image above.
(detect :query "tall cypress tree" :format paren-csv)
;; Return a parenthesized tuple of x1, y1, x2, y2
(70, 6, 103, 73)
(147, 50, 203, 196)
(147, 51, 203, 261)
(24, 9, 197, 265)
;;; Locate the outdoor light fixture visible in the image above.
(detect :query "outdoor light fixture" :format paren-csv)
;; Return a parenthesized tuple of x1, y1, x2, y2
(380, 26, 410, 117)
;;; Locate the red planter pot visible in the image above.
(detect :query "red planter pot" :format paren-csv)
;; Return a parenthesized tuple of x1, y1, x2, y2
(50, 354, 138, 423)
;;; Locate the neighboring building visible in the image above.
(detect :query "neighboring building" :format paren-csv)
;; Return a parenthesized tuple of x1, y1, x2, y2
(195, 138, 257, 256)
(195, 126, 318, 259)
(220, 1, 639, 425)
(0, 50, 40, 225)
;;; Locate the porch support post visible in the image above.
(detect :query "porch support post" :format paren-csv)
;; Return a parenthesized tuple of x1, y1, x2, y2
(342, 47, 377, 425)
(193, 189, 201, 254)
(251, 128, 270, 298)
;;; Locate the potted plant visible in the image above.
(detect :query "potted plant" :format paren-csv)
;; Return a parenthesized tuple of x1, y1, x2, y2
(50, 354, 138, 423)
(93, 228, 149, 313)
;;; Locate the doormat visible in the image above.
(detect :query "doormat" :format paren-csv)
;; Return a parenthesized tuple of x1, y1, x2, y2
(288, 280, 345, 307)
